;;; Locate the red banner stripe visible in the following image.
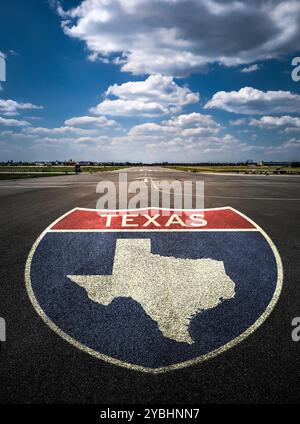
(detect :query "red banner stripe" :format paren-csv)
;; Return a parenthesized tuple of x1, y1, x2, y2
(51, 208, 256, 231)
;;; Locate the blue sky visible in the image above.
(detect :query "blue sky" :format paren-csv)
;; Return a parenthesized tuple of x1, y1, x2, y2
(0, 0, 300, 162)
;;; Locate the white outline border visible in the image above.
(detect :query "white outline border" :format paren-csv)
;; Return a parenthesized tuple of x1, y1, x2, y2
(25, 207, 283, 374)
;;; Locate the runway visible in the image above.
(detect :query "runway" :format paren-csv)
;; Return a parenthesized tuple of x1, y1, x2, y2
(0, 167, 299, 403)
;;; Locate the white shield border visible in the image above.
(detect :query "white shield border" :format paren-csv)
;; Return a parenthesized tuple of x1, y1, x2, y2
(25, 207, 283, 374)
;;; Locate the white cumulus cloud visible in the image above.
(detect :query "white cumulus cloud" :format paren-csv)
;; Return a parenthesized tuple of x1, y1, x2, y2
(0, 99, 43, 116)
(90, 74, 199, 116)
(90, 98, 170, 117)
(0, 116, 30, 126)
(240, 64, 259, 73)
(205, 87, 300, 115)
(24, 126, 97, 136)
(56, 0, 300, 76)
(64, 115, 117, 127)
(250, 115, 300, 128)
(106, 75, 199, 106)
(129, 112, 220, 138)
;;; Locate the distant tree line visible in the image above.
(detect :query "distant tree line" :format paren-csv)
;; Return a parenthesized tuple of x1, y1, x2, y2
(0, 160, 297, 167)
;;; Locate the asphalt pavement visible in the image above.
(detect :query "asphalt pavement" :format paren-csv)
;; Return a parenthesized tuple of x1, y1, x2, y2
(0, 167, 299, 403)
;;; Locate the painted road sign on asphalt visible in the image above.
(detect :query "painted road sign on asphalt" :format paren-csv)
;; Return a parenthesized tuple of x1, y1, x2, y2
(25, 207, 282, 373)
